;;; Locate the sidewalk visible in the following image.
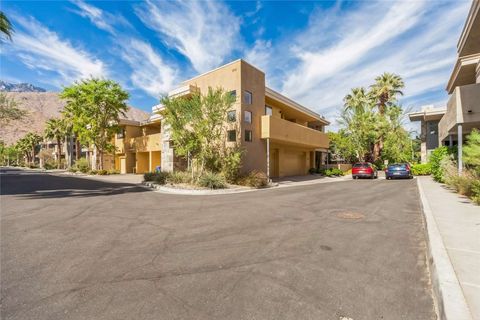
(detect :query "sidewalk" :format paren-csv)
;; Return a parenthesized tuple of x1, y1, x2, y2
(417, 176, 480, 320)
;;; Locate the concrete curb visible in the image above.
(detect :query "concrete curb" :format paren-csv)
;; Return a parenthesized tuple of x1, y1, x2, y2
(142, 181, 259, 195)
(416, 178, 472, 320)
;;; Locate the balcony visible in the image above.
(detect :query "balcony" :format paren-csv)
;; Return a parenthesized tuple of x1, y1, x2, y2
(168, 84, 199, 98)
(439, 82, 480, 141)
(129, 133, 162, 152)
(261, 115, 329, 149)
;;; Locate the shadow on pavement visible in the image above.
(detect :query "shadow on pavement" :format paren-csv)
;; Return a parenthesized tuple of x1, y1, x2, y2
(0, 168, 148, 199)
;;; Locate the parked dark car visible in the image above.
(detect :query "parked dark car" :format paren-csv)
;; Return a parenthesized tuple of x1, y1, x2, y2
(385, 163, 413, 179)
(352, 162, 377, 179)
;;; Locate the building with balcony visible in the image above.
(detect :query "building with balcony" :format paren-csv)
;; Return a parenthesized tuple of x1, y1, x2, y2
(409, 0, 480, 169)
(115, 59, 330, 177)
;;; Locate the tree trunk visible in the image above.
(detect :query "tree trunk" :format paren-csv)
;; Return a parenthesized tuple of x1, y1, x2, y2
(76, 138, 80, 161)
(31, 146, 35, 165)
(57, 137, 62, 169)
(99, 149, 104, 171)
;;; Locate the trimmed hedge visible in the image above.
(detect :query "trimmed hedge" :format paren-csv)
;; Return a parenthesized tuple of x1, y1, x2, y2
(411, 163, 431, 176)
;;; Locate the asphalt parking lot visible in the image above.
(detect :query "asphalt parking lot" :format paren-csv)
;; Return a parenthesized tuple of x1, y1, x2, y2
(0, 168, 435, 320)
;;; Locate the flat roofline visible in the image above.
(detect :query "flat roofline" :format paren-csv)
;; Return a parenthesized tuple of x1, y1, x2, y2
(457, 0, 480, 54)
(119, 119, 141, 126)
(446, 53, 480, 93)
(265, 87, 330, 125)
(180, 59, 265, 85)
(408, 109, 446, 121)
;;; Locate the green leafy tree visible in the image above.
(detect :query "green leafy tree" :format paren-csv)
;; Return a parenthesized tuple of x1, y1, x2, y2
(44, 118, 67, 169)
(464, 129, 480, 172)
(0, 11, 13, 42)
(16, 132, 42, 165)
(61, 78, 129, 170)
(0, 93, 26, 124)
(161, 87, 239, 175)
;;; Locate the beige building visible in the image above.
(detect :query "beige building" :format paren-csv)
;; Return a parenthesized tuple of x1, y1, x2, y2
(410, 0, 480, 169)
(114, 59, 330, 177)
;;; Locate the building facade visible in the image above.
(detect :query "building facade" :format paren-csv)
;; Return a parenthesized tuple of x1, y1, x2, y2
(114, 59, 330, 177)
(409, 0, 480, 168)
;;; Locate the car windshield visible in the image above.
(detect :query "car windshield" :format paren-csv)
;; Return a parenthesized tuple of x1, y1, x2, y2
(353, 163, 369, 168)
(388, 164, 407, 169)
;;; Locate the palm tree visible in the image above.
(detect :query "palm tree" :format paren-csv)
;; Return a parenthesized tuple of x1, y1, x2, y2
(369, 72, 405, 160)
(344, 87, 372, 115)
(17, 132, 42, 165)
(0, 11, 13, 41)
(44, 118, 66, 169)
(369, 72, 404, 115)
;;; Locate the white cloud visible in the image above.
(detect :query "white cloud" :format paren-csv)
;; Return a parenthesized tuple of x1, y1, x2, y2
(69, 0, 131, 34)
(6, 15, 105, 84)
(245, 40, 272, 74)
(119, 39, 177, 97)
(247, 0, 470, 129)
(135, 0, 241, 73)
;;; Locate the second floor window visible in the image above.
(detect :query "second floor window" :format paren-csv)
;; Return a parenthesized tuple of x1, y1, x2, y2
(229, 90, 237, 99)
(117, 129, 125, 139)
(227, 130, 236, 142)
(244, 90, 252, 105)
(244, 111, 252, 123)
(227, 110, 236, 122)
(265, 106, 272, 116)
(245, 130, 252, 142)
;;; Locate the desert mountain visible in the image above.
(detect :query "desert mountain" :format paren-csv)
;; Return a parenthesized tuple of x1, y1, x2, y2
(0, 81, 47, 93)
(1, 92, 150, 145)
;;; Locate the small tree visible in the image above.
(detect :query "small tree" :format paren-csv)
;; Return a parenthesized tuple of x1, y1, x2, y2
(161, 87, 238, 174)
(44, 118, 66, 169)
(61, 79, 129, 170)
(464, 129, 480, 174)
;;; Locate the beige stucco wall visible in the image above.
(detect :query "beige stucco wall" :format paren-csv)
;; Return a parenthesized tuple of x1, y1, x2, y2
(136, 152, 149, 174)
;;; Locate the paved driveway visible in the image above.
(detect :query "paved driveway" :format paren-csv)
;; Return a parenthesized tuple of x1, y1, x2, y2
(1, 168, 435, 320)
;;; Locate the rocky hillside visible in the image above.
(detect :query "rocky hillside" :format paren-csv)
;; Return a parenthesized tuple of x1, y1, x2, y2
(1, 92, 150, 145)
(0, 81, 46, 93)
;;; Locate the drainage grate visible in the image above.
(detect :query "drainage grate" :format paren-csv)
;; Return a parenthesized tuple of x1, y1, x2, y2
(336, 211, 365, 220)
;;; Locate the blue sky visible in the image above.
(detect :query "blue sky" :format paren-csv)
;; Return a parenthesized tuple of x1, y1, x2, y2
(0, 0, 472, 131)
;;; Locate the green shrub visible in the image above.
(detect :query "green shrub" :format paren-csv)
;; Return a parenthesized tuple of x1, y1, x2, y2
(43, 160, 56, 170)
(471, 179, 480, 205)
(429, 147, 449, 182)
(324, 168, 343, 177)
(88, 169, 97, 175)
(108, 169, 120, 175)
(197, 172, 227, 189)
(411, 163, 431, 176)
(166, 171, 192, 184)
(144, 171, 170, 184)
(238, 170, 269, 188)
(308, 168, 316, 174)
(73, 158, 90, 173)
(97, 169, 108, 175)
(68, 167, 77, 173)
(316, 168, 324, 174)
(221, 147, 243, 183)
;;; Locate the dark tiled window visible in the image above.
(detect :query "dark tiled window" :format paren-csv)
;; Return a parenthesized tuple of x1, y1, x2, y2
(245, 130, 252, 142)
(244, 90, 252, 105)
(227, 130, 236, 142)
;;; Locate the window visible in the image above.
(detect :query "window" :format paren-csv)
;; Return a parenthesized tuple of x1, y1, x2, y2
(265, 105, 272, 116)
(227, 130, 236, 142)
(245, 130, 252, 142)
(244, 111, 252, 123)
(116, 129, 125, 139)
(229, 90, 236, 99)
(244, 90, 252, 105)
(227, 110, 236, 122)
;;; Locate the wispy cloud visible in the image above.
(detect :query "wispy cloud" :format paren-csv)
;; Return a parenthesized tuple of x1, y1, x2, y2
(5, 15, 105, 84)
(247, 0, 470, 127)
(69, 0, 131, 34)
(135, 0, 241, 73)
(119, 38, 177, 97)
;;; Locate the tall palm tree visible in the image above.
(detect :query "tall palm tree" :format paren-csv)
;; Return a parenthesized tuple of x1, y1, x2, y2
(343, 87, 372, 115)
(0, 11, 13, 41)
(369, 72, 405, 161)
(369, 72, 404, 115)
(18, 132, 42, 165)
(44, 118, 66, 169)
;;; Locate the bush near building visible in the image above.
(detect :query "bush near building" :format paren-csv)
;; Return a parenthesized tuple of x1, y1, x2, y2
(411, 163, 432, 176)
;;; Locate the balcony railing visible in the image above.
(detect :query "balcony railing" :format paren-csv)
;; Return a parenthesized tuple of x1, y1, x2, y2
(261, 115, 329, 149)
(129, 133, 162, 152)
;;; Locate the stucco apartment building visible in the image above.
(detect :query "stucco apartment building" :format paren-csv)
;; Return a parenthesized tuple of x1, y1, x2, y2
(114, 59, 330, 178)
(409, 0, 480, 169)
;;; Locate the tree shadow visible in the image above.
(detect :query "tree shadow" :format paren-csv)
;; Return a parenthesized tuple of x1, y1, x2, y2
(0, 168, 148, 199)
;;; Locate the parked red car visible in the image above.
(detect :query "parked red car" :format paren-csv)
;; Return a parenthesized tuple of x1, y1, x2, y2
(352, 162, 378, 179)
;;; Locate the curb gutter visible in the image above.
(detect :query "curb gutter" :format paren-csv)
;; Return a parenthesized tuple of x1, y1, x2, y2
(416, 178, 472, 320)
